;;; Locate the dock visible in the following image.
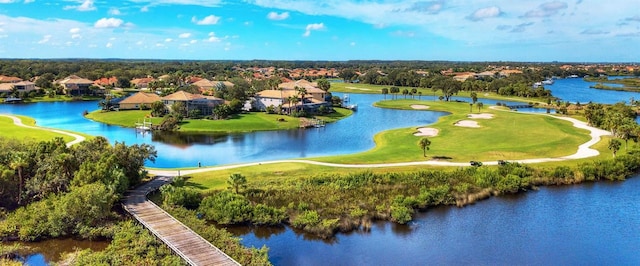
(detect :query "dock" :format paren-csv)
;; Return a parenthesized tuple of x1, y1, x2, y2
(505, 104, 533, 109)
(122, 176, 240, 266)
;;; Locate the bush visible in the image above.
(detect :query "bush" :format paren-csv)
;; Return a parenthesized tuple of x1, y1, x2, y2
(292, 210, 320, 228)
(198, 191, 253, 224)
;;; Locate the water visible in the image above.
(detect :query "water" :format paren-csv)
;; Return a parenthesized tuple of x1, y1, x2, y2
(232, 176, 640, 265)
(546, 76, 640, 104)
(15, 238, 108, 266)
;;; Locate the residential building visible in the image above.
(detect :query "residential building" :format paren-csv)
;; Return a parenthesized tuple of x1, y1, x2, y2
(253, 79, 329, 112)
(0, 75, 22, 83)
(131, 77, 156, 89)
(56, 75, 96, 96)
(0, 81, 36, 94)
(118, 92, 162, 110)
(162, 91, 224, 116)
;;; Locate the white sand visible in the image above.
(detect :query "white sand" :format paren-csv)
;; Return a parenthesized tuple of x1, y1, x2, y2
(468, 113, 494, 119)
(455, 120, 480, 128)
(346, 86, 373, 91)
(410, 104, 430, 110)
(414, 127, 439, 137)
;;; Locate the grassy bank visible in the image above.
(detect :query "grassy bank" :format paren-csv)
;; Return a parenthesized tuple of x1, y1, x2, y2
(85, 108, 353, 133)
(330, 82, 548, 104)
(0, 115, 76, 143)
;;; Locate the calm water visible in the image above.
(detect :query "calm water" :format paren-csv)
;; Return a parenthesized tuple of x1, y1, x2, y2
(547, 76, 640, 104)
(233, 176, 640, 265)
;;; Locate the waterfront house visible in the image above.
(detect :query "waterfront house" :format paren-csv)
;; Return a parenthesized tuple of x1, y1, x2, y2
(253, 80, 329, 112)
(162, 91, 224, 116)
(0, 75, 22, 83)
(131, 77, 156, 90)
(119, 92, 162, 110)
(56, 75, 95, 96)
(0, 81, 36, 94)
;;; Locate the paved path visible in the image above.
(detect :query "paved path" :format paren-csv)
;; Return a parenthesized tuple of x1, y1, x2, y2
(147, 111, 612, 177)
(123, 176, 240, 266)
(0, 114, 86, 147)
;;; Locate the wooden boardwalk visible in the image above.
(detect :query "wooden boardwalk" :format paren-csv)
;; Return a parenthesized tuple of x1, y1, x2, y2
(123, 176, 240, 266)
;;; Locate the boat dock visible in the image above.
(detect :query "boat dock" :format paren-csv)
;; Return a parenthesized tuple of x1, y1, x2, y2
(122, 176, 240, 266)
(135, 118, 152, 131)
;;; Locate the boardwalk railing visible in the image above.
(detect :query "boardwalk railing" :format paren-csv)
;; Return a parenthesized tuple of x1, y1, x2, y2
(122, 176, 240, 266)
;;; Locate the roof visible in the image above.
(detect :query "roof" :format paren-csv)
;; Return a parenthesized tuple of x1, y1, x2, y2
(162, 90, 205, 101)
(57, 75, 94, 85)
(131, 77, 156, 85)
(94, 77, 118, 86)
(0, 75, 22, 83)
(120, 92, 162, 104)
(256, 89, 309, 99)
(0, 83, 14, 91)
(278, 80, 325, 93)
(14, 81, 35, 86)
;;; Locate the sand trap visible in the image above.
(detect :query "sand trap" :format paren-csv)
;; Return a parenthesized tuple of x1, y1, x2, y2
(346, 86, 373, 91)
(411, 104, 430, 110)
(468, 113, 494, 119)
(455, 120, 480, 128)
(414, 127, 439, 137)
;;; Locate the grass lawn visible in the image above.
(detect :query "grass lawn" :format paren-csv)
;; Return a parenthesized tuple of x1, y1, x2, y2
(308, 99, 589, 163)
(330, 82, 549, 104)
(0, 115, 75, 143)
(86, 107, 353, 133)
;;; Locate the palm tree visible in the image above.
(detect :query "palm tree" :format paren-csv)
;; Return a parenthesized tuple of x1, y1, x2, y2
(227, 173, 247, 194)
(608, 139, 621, 157)
(381, 88, 389, 100)
(419, 138, 431, 157)
(477, 102, 484, 112)
(296, 86, 307, 112)
(10, 152, 28, 204)
(288, 95, 299, 114)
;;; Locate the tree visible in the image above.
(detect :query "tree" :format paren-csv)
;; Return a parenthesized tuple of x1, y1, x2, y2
(296, 86, 307, 112)
(402, 88, 409, 99)
(150, 101, 167, 117)
(9, 152, 28, 204)
(411, 88, 417, 99)
(608, 138, 621, 157)
(317, 78, 330, 92)
(227, 173, 247, 194)
(381, 88, 389, 100)
(390, 86, 400, 99)
(477, 102, 484, 112)
(419, 138, 431, 157)
(470, 91, 478, 104)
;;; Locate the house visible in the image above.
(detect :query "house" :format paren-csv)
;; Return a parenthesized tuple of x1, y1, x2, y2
(0, 75, 22, 83)
(192, 79, 234, 91)
(56, 75, 95, 96)
(253, 80, 329, 112)
(118, 92, 162, 110)
(131, 77, 156, 89)
(162, 91, 224, 116)
(0, 81, 36, 94)
(94, 77, 118, 87)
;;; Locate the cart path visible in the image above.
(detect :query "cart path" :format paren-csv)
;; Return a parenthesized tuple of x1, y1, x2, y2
(0, 114, 86, 147)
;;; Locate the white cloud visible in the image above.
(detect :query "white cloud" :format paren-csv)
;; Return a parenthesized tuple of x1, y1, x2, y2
(69, 28, 80, 34)
(303, 23, 325, 37)
(37, 34, 51, 44)
(128, 0, 222, 7)
(64, 0, 96, 11)
(192, 15, 221, 25)
(190, 40, 197, 44)
(94, 18, 124, 28)
(267, 11, 289, 20)
(350, 42, 356, 46)
(71, 34, 81, 39)
(106, 42, 113, 48)
(523, 1, 568, 18)
(108, 8, 122, 16)
(24, 0, 34, 3)
(179, 33, 191, 38)
(140, 6, 149, 12)
(165, 38, 173, 42)
(467, 6, 502, 21)
(205, 32, 221, 42)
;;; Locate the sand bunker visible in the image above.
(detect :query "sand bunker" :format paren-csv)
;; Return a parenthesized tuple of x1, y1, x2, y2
(414, 127, 439, 137)
(468, 113, 494, 119)
(455, 120, 480, 128)
(410, 104, 430, 110)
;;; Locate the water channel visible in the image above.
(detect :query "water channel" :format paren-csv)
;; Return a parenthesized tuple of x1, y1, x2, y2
(3, 76, 640, 265)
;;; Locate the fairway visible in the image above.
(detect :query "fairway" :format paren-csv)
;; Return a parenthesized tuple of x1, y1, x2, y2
(311, 99, 591, 163)
(0, 115, 75, 143)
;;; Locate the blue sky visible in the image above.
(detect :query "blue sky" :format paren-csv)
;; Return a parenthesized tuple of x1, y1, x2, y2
(0, 0, 638, 62)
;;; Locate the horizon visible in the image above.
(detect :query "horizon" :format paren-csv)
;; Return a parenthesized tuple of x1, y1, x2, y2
(0, 1, 638, 62)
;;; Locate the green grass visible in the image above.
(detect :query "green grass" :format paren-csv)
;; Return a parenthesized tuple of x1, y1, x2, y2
(330, 82, 549, 104)
(0, 115, 75, 143)
(86, 108, 353, 133)
(309, 99, 589, 163)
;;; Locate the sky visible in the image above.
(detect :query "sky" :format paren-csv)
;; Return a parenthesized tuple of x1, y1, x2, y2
(0, 0, 638, 62)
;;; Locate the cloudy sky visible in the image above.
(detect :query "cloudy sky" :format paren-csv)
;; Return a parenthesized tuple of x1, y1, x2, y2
(0, 0, 638, 62)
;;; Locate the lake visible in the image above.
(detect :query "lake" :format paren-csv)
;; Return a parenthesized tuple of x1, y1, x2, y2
(232, 176, 640, 265)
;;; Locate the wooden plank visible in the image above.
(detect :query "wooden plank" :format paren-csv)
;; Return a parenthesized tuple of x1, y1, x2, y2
(122, 176, 240, 266)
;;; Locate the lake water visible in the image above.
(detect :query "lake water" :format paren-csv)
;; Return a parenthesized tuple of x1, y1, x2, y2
(232, 176, 640, 265)
(546, 76, 640, 104)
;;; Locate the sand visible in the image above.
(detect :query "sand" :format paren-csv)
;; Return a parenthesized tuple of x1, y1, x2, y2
(410, 104, 430, 110)
(455, 120, 480, 128)
(468, 113, 494, 119)
(414, 127, 439, 137)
